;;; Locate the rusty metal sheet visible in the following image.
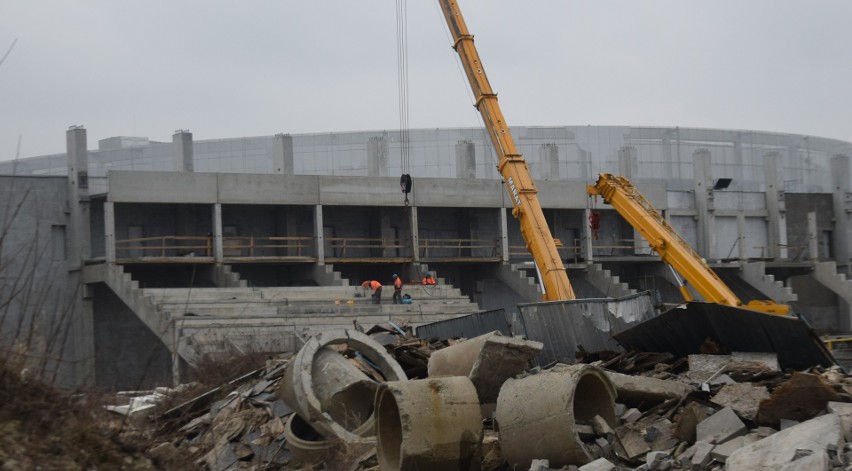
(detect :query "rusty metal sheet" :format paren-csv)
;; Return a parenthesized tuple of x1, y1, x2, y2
(415, 309, 510, 339)
(517, 292, 658, 364)
(613, 302, 836, 371)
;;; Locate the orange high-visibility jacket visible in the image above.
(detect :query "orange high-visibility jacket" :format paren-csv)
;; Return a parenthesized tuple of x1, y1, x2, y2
(361, 280, 382, 291)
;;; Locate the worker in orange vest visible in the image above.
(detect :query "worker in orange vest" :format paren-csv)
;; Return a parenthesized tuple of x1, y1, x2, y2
(361, 280, 383, 304)
(392, 274, 403, 304)
(421, 273, 437, 285)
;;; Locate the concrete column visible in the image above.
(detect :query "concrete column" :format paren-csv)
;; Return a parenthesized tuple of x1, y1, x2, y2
(734, 133, 743, 172)
(539, 144, 559, 180)
(172, 130, 193, 172)
(455, 140, 476, 179)
(692, 149, 715, 259)
(832, 154, 851, 272)
(66, 125, 94, 387)
(410, 206, 420, 262)
(213, 204, 223, 263)
(808, 211, 818, 262)
(618, 145, 637, 180)
(583, 208, 594, 263)
(314, 204, 325, 264)
(662, 134, 673, 181)
(67, 126, 91, 268)
(105, 202, 116, 263)
(763, 152, 788, 260)
(499, 208, 509, 262)
(273, 133, 295, 174)
(367, 135, 388, 177)
(380, 209, 394, 258)
(285, 207, 299, 256)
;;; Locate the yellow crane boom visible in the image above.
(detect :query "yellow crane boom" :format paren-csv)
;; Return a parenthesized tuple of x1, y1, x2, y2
(436, 0, 575, 301)
(588, 173, 789, 315)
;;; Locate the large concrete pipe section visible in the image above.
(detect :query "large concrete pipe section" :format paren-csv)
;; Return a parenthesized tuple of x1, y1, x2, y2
(283, 413, 375, 467)
(277, 329, 407, 442)
(427, 330, 542, 406)
(376, 377, 483, 470)
(496, 364, 617, 468)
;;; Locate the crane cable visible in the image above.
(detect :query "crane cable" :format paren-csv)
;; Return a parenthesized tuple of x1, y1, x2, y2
(396, 0, 412, 206)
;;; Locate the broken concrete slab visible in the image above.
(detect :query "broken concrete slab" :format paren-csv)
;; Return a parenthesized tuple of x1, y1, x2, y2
(756, 372, 843, 427)
(644, 418, 679, 452)
(711, 383, 770, 422)
(616, 424, 651, 459)
(778, 450, 830, 471)
(621, 407, 642, 424)
(709, 435, 747, 463)
(696, 406, 747, 444)
(578, 457, 616, 471)
(690, 441, 715, 469)
(603, 371, 693, 406)
(726, 413, 844, 470)
(529, 459, 551, 471)
(687, 352, 780, 383)
(673, 402, 711, 444)
(427, 330, 542, 406)
(827, 401, 852, 442)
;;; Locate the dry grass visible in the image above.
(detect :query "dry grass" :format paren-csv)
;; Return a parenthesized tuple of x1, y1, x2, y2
(0, 362, 156, 470)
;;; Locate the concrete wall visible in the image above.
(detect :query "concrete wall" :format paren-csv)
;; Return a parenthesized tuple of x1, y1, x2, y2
(787, 275, 840, 333)
(0, 176, 87, 387)
(92, 284, 172, 389)
(786, 194, 834, 261)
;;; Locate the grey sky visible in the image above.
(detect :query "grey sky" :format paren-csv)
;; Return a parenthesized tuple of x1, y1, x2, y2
(1, 1, 851, 160)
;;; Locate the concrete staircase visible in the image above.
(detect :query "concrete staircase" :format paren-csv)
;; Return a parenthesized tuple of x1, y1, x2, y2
(582, 263, 635, 298)
(813, 261, 852, 304)
(496, 262, 542, 302)
(741, 262, 798, 303)
(142, 283, 480, 364)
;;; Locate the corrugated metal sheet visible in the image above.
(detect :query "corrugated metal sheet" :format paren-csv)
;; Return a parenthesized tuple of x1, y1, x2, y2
(613, 302, 836, 371)
(415, 309, 511, 339)
(518, 292, 658, 364)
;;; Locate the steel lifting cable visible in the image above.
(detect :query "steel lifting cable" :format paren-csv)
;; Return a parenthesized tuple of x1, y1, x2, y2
(396, 0, 412, 206)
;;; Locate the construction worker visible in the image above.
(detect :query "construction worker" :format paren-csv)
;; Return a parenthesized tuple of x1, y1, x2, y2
(392, 274, 403, 304)
(361, 280, 383, 304)
(421, 272, 437, 285)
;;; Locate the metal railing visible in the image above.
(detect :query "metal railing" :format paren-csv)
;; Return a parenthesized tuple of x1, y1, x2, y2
(420, 238, 500, 258)
(222, 236, 313, 257)
(325, 237, 410, 258)
(115, 236, 212, 258)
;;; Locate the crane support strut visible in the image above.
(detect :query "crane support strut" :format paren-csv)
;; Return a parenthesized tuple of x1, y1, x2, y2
(437, 0, 575, 300)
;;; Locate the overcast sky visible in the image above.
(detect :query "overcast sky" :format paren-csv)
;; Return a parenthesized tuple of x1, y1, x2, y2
(1, 1, 851, 160)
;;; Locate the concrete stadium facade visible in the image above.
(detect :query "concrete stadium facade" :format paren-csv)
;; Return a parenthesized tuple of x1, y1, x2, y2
(0, 125, 850, 389)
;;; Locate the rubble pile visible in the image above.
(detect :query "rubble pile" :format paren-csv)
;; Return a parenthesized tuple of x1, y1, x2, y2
(127, 326, 852, 471)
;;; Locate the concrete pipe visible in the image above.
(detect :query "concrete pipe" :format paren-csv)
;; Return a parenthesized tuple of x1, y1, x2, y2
(427, 330, 542, 405)
(376, 377, 483, 471)
(283, 413, 335, 465)
(496, 364, 617, 468)
(284, 413, 375, 467)
(277, 329, 407, 442)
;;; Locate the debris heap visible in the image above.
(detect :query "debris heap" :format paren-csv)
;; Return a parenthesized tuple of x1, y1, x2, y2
(132, 326, 852, 471)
